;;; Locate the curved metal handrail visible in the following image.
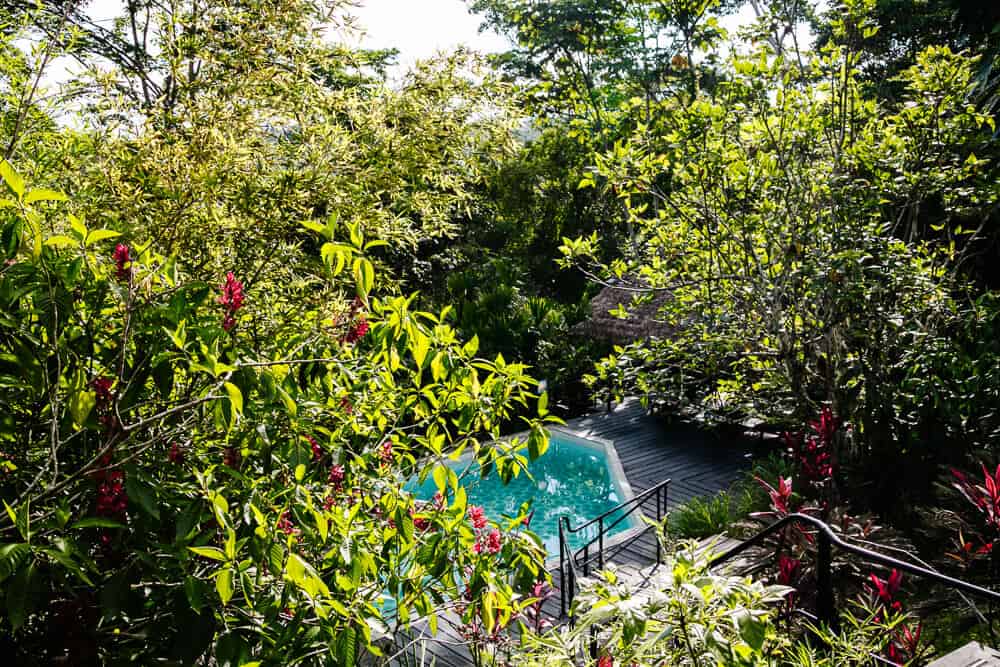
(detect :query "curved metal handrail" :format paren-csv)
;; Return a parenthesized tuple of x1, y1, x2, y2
(710, 513, 1000, 603)
(709, 512, 1000, 631)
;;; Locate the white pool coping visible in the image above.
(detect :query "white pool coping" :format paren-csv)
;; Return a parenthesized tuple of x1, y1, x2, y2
(540, 425, 650, 569)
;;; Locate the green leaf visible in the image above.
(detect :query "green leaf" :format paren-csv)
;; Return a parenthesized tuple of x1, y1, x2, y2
(0, 543, 30, 583)
(24, 189, 67, 204)
(348, 222, 363, 249)
(43, 235, 79, 248)
(188, 546, 227, 561)
(301, 219, 327, 235)
(4, 500, 29, 541)
(39, 546, 93, 585)
(6, 560, 36, 630)
(224, 382, 243, 416)
(69, 389, 96, 428)
(352, 257, 374, 297)
(126, 476, 159, 520)
(537, 391, 549, 417)
(430, 352, 446, 382)
(0, 160, 25, 198)
(70, 517, 126, 530)
(411, 333, 430, 369)
(185, 575, 205, 612)
(463, 335, 479, 357)
(68, 214, 86, 240)
(84, 229, 121, 246)
(285, 553, 330, 600)
(216, 568, 234, 605)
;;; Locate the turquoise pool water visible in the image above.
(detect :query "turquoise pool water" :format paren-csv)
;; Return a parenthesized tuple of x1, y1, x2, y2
(409, 431, 638, 557)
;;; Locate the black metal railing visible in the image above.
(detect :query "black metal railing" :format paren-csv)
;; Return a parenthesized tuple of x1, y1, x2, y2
(709, 513, 1000, 631)
(558, 478, 671, 617)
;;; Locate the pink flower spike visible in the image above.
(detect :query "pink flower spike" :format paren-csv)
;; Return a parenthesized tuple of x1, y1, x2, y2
(113, 244, 130, 279)
(468, 505, 488, 530)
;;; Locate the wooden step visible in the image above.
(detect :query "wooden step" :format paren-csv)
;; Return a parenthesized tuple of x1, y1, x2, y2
(927, 642, 1000, 667)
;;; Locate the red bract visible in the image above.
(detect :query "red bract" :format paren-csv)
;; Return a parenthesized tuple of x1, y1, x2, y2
(218, 272, 245, 331)
(277, 511, 299, 537)
(113, 244, 130, 280)
(886, 621, 922, 666)
(339, 397, 353, 415)
(168, 443, 185, 464)
(777, 554, 801, 585)
(597, 655, 613, 667)
(868, 569, 903, 611)
(468, 505, 488, 530)
(755, 475, 794, 516)
(951, 463, 1000, 532)
(809, 406, 838, 445)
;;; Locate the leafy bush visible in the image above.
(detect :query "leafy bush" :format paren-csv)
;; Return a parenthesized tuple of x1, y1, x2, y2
(0, 162, 556, 664)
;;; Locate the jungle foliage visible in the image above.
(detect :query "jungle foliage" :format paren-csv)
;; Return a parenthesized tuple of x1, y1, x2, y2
(2, 0, 1000, 663)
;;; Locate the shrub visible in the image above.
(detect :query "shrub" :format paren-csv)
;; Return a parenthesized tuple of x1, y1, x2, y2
(0, 162, 555, 664)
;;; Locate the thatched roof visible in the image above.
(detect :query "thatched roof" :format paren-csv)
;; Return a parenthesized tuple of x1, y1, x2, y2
(573, 283, 673, 344)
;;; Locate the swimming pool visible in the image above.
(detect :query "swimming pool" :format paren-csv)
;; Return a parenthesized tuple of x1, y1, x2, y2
(409, 429, 639, 557)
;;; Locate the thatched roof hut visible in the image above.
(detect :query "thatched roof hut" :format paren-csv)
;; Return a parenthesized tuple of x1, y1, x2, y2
(573, 283, 673, 344)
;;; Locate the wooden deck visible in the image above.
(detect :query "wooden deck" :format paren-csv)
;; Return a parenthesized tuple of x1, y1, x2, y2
(389, 399, 755, 666)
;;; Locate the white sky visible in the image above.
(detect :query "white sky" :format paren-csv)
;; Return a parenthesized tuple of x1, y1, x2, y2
(346, 1, 511, 67)
(81, 0, 511, 67)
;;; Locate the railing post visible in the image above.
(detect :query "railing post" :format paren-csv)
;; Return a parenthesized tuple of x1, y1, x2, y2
(817, 530, 836, 631)
(655, 485, 662, 566)
(559, 519, 566, 618)
(598, 517, 605, 570)
(583, 543, 589, 578)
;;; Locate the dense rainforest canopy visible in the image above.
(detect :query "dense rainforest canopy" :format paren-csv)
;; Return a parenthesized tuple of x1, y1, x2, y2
(1, 0, 999, 664)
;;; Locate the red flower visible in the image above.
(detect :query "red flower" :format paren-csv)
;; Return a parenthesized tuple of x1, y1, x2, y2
(410, 507, 430, 531)
(96, 469, 128, 520)
(218, 272, 245, 331)
(277, 511, 299, 536)
(597, 656, 613, 667)
(91, 377, 114, 411)
(223, 446, 241, 469)
(341, 316, 369, 344)
(168, 443, 185, 464)
(113, 244, 130, 280)
(486, 528, 502, 553)
(468, 505, 488, 530)
(339, 397, 353, 414)
(379, 440, 393, 465)
(329, 464, 345, 489)
(308, 436, 323, 462)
